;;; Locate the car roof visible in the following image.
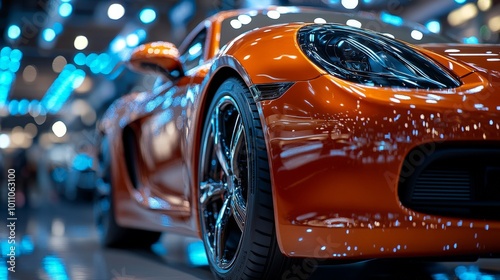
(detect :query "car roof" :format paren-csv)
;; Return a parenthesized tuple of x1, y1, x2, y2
(178, 6, 446, 62)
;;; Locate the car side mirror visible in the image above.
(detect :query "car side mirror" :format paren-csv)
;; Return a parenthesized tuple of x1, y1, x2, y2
(128, 42, 184, 81)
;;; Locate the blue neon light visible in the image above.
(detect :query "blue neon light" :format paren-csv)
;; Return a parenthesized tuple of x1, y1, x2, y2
(8, 100, 19, 115)
(41, 64, 86, 113)
(0, 57, 9, 70)
(187, 241, 208, 266)
(42, 256, 69, 280)
(9, 61, 20, 72)
(74, 52, 86, 66)
(7, 25, 21, 40)
(463, 36, 479, 44)
(72, 153, 93, 171)
(18, 99, 29, 115)
(380, 12, 404, 26)
(42, 28, 56, 42)
(140, 8, 157, 24)
(126, 33, 139, 47)
(59, 3, 73, 17)
(53, 22, 64, 35)
(10, 49, 22, 62)
(0, 47, 22, 106)
(426, 20, 441, 33)
(0, 47, 10, 57)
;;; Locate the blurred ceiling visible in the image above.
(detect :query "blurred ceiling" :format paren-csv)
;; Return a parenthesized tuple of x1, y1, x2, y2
(0, 0, 499, 149)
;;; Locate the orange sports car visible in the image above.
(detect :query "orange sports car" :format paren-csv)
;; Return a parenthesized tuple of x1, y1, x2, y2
(94, 6, 500, 279)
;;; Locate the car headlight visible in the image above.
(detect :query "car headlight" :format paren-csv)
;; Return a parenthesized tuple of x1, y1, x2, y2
(298, 24, 461, 89)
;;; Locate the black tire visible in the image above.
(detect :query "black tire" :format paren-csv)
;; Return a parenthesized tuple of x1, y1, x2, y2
(94, 135, 161, 248)
(198, 78, 297, 279)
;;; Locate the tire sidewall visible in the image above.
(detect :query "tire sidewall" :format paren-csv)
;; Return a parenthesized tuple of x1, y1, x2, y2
(199, 78, 272, 279)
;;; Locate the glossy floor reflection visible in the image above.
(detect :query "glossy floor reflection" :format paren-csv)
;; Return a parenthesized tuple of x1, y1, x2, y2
(1, 187, 500, 280)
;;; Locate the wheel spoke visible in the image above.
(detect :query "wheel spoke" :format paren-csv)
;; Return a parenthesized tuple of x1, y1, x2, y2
(231, 187, 247, 232)
(214, 196, 231, 266)
(229, 115, 245, 179)
(200, 94, 253, 271)
(199, 180, 225, 205)
(211, 109, 231, 176)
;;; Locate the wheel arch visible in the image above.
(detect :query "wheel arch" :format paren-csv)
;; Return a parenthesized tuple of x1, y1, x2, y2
(191, 57, 255, 235)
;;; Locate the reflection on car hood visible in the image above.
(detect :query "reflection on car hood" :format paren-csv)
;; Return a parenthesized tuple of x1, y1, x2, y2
(421, 44, 500, 76)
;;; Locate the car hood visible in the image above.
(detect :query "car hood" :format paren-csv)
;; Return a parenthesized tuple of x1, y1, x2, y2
(420, 44, 500, 77)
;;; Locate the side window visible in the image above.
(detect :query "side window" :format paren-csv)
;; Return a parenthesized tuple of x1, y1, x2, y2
(180, 29, 207, 71)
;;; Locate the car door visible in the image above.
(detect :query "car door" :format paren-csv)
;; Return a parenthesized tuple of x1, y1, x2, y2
(137, 28, 208, 216)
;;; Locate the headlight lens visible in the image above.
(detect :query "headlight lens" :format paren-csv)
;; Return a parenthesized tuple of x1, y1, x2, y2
(298, 24, 461, 89)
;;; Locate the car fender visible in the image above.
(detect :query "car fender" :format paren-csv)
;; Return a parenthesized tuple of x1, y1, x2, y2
(218, 23, 325, 84)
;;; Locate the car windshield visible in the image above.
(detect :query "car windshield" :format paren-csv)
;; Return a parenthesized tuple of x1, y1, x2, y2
(220, 8, 453, 47)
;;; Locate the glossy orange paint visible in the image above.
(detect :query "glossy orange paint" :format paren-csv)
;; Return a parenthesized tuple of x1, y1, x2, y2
(259, 72, 500, 258)
(99, 7, 500, 259)
(217, 23, 500, 256)
(129, 42, 183, 77)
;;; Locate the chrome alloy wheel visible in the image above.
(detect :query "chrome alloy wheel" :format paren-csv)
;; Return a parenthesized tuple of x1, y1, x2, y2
(199, 95, 249, 271)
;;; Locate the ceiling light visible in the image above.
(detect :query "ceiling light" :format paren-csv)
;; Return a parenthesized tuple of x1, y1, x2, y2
(25, 123, 38, 138)
(9, 61, 20, 73)
(71, 69, 86, 89)
(136, 29, 147, 40)
(74, 35, 88, 50)
(314, 18, 327, 24)
(139, 8, 156, 24)
(381, 12, 403, 26)
(0, 46, 11, 57)
(411, 30, 423, 40)
(35, 114, 46, 125)
(85, 53, 98, 67)
(107, 3, 125, 20)
(52, 121, 67, 138)
(7, 25, 21, 40)
(53, 22, 64, 35)
(73, 52, 86, 66)
(28, 100, 42, 117)
(58, 3, 72, 17)
(346, 19, 362, 28)
(17, 99, 29, 115)
(42, 28, 56, 42)
(426, 21, 441, 33)
(74, 76, 93, 93)
(52, 55, 67, 73)
(463, 36, 479, 44)
(11, 126, 31, 147)
(126, 33, 139, 47)
(488, 15, 500, 31)
(22, 65, 37, 82)
(341, 0, 359, 9)
(110, 37, 126, 52)
(8, 100, 19, 115)
(478, 0, 492, 11)
(448, 3, 478, 26)
(0, 134, 10, 149)
(10, 49, 22, 62)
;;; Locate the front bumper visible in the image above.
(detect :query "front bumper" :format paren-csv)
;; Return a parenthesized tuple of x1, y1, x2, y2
(257, 74, 500, 258)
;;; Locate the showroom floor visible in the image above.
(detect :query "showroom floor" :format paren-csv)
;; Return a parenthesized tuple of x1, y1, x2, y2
(2, 184, 500, 280)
